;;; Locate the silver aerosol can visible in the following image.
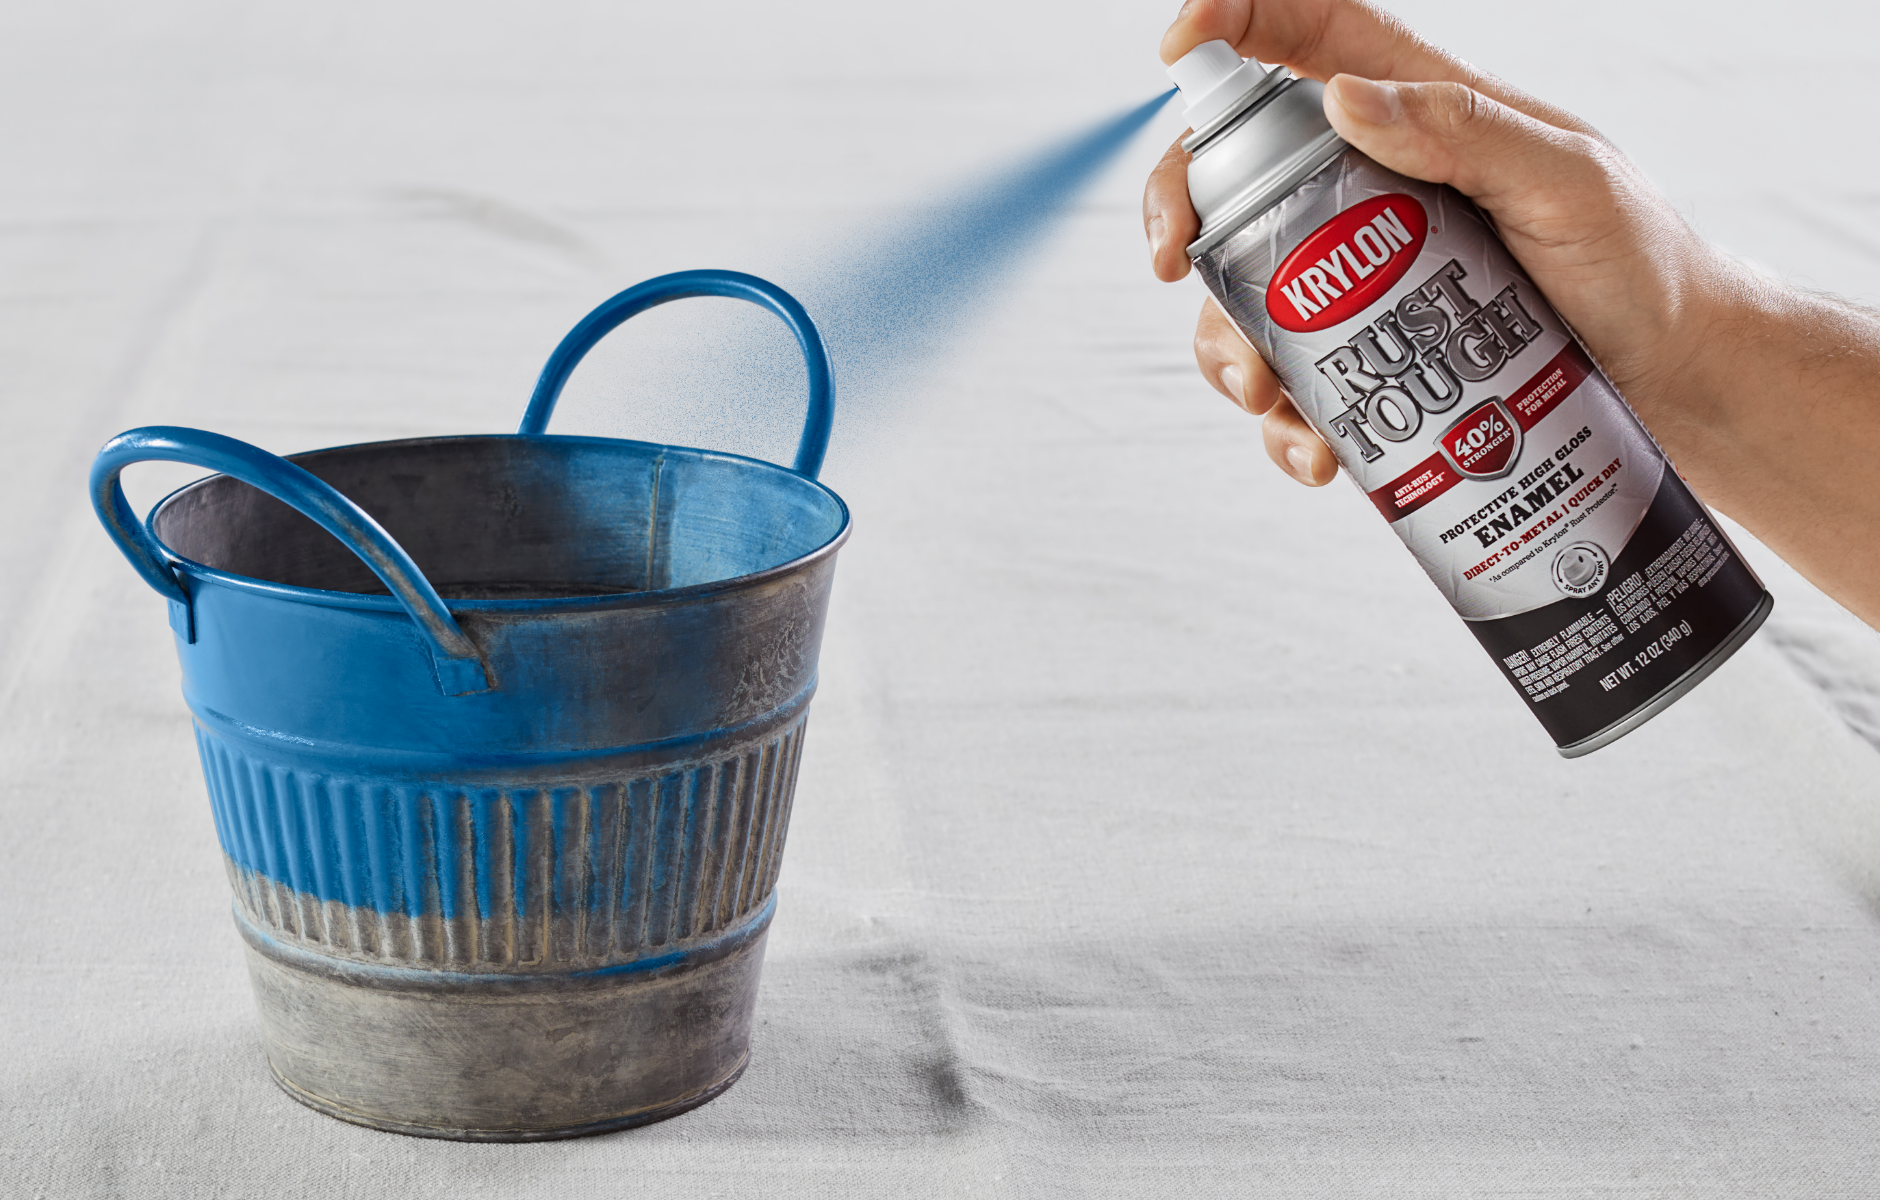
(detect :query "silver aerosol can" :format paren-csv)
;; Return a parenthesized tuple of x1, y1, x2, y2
(1169, 41, 1771, 756)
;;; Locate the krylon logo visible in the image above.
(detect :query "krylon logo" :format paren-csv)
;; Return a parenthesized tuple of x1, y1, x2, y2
(1265, 195, 1428, 333)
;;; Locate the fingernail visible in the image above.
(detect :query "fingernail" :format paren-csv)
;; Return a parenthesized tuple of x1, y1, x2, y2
(1221, 364, 1245, 407)
(1148, 214, 1167, 261)
(1331, 75, 1403, 125)
(1286, 445, 1315, 479)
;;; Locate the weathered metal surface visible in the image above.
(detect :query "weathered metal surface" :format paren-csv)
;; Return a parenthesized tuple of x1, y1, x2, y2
(240, 900, 773, 1141)
(88, 270, 847, 1139)
(205, 712, 809, 968)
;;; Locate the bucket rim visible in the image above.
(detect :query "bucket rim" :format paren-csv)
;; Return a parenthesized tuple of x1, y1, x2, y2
(147, 432, 852, 615)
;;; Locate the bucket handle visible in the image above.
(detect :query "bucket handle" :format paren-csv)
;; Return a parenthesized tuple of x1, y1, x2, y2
(89, 426, 491, 696)
(518, 269, 834, 479)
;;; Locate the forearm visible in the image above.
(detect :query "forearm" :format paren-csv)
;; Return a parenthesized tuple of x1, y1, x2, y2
(1655, 266, 1880, 626)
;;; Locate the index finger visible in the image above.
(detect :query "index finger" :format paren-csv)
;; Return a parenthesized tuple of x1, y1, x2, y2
(1163, 0, 1599, 137)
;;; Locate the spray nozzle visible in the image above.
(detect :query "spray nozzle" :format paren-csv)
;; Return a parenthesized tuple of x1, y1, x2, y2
(1168, 40, 1278, 132)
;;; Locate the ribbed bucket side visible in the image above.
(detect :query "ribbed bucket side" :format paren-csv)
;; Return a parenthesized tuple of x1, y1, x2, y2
(193, 719, 807, 972)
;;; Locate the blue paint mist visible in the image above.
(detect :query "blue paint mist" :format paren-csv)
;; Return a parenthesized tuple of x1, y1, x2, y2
(565, 90, 1178, 466)
(795, 88, 1178, 411)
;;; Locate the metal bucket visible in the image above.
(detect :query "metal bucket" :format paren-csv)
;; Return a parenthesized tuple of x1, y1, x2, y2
(89, 270, 850, 1140)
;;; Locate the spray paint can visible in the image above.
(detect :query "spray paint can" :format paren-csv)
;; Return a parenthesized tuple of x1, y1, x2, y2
(1167, 42, 1771, 756)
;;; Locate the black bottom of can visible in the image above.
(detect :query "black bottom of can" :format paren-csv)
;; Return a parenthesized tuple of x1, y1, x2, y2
(267, 1056, 750, 1142)
(1555, 590, 1772, 759)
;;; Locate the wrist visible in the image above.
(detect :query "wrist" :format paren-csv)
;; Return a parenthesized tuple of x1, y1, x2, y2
(1618, 248, 1776, 505)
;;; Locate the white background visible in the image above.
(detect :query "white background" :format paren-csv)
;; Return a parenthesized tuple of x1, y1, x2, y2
(6, 1, 1880, 1195)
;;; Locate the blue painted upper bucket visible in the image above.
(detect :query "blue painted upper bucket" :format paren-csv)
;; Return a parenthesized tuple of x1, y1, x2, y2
(89, 269, 850, 779)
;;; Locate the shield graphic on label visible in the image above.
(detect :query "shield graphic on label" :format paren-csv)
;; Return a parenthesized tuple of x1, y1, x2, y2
(1437, 397, 1522, 480)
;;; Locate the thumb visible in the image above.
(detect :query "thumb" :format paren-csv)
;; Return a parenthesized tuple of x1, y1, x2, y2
(1321, 74, 1598, 221)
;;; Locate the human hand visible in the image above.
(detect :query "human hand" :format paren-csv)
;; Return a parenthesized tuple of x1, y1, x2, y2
(1144, 0, 1732, 495)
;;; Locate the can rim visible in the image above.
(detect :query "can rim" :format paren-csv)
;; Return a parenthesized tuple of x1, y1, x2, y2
(1186, 128, 1348, 260)
(1179, 65, 1294, 152)
(1554, 590, 1773, 758)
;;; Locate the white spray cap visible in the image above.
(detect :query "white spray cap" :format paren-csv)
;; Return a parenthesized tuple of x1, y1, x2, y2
(1168, 40, 1273, 130)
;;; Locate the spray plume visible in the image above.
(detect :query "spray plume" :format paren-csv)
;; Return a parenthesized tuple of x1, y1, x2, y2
(798, 89, 1178, 415)
(567, 90, 1178, 465)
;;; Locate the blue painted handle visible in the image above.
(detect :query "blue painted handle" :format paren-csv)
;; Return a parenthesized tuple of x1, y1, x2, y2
(90, 427, 491, 696)
(519, 269, 835, 479)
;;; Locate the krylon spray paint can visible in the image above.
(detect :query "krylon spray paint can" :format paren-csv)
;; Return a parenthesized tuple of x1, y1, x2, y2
(1167, 42, 1772, 756)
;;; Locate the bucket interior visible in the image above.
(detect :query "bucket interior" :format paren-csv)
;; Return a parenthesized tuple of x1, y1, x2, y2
(150, 436, 846, 600)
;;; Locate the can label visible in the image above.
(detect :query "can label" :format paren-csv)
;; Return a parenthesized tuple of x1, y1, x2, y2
(1194, 148, 1768, 750)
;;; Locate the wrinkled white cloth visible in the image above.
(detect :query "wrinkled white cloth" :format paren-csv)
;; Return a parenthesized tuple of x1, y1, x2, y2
(7, 1, 1880, 1196)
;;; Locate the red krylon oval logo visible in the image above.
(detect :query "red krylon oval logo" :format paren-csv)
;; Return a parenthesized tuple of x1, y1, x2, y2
(1264, 194, 1429, 333)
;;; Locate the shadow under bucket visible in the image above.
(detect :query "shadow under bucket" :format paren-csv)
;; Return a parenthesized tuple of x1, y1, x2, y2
(90, 270, 850, 1140)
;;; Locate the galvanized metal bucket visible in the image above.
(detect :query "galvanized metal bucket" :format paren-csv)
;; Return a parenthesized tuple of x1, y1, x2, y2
(89, 270, 849, 1140)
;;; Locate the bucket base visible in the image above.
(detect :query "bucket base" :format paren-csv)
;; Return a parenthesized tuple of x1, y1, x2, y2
(238, 902, 771, 1141)
(266, 1054, 749, 1142)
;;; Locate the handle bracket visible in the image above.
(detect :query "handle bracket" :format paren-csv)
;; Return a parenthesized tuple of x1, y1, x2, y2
(91, 427, 490, 696)
(168, 595, 195, 643)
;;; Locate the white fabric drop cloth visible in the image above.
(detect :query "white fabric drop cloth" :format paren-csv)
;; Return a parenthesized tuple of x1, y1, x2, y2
(7, 1, 1880, 1195)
